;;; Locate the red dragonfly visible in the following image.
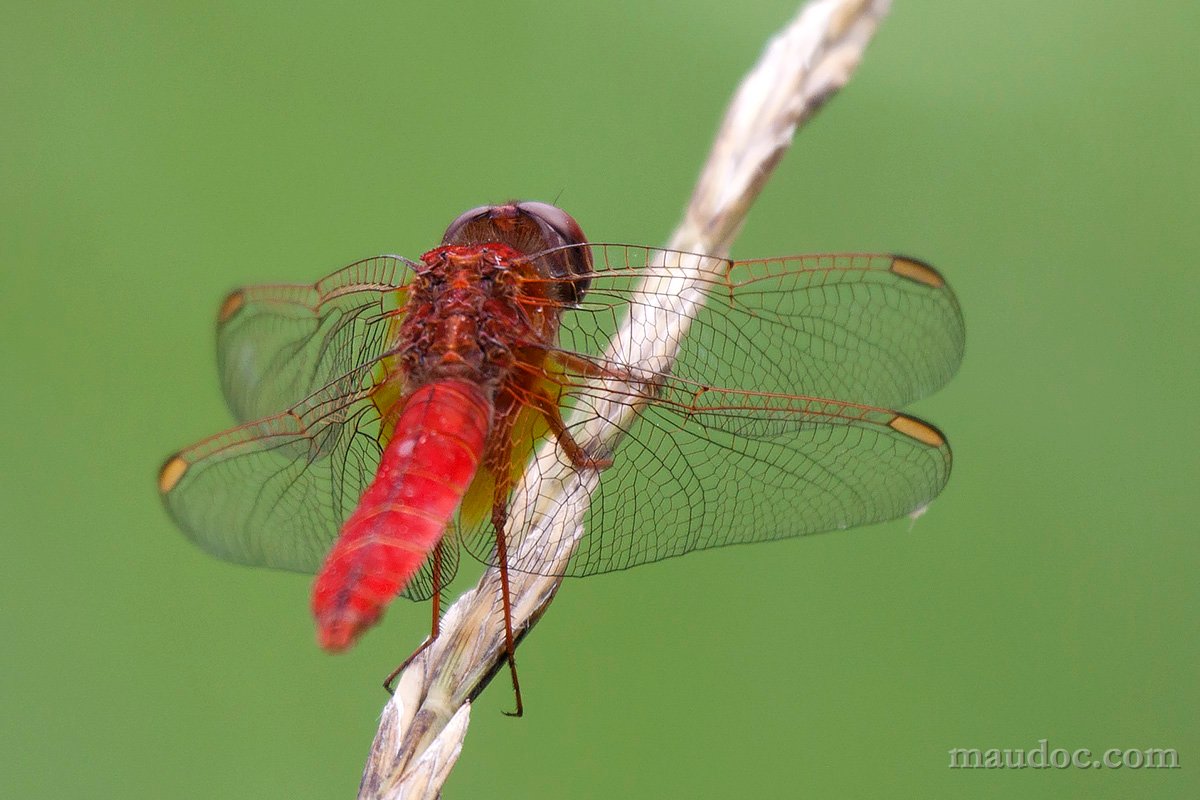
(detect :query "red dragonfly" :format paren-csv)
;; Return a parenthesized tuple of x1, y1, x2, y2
(159, 202, 963, 711)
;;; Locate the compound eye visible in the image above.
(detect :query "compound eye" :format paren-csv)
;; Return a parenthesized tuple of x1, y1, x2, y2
(516, 201, 588, 248)
(440, 205, 493, 245)
(517, 202, 593, 304)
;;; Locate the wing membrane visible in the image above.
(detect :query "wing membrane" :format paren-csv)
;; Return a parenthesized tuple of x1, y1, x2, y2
(159, 361, 454, 599)
(469, 379, 951, 577)
(161, 363, 380, 573)
(217, 255, 413, 422)
(463, 244, 963, 576)
(168, 243, 961, 589)
(541, 246, 964, 411)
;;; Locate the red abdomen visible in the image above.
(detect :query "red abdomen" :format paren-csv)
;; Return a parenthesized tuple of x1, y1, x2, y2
(312, 379, 491, 651)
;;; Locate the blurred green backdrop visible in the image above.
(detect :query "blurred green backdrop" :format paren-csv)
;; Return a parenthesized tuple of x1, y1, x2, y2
(2, 1, 1197, 798)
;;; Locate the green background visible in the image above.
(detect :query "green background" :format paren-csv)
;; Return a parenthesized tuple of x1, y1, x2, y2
(3, 1, 1196, 797)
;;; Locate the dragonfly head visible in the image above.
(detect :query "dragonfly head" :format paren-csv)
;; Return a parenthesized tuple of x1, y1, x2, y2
(440, 201, 593, 305)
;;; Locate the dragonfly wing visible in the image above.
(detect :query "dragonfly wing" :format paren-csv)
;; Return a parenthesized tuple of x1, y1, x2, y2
(217, 255, 414, 422)
(161, 356, 457, 600)
(548, 247, 965, 411)
(159, 366, 382, 573)
(481, 380, 952, 577)
(460, 245, 961, 577)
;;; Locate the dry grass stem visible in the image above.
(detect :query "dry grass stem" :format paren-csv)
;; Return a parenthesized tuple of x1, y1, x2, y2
(358, 1, 892, 797)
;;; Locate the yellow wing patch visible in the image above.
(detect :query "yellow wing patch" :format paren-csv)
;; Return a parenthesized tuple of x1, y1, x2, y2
(158, 454, 189, 494)
(217, 290, 245, 324)
(890, 257, 944, 288)
(888, 414, 945, 448)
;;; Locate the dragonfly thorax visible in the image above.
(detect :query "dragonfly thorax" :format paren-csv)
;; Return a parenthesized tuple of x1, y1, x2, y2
(399, 244, 536, 392)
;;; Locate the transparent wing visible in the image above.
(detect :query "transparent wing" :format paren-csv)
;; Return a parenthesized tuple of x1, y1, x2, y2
(217, 255, 414, 422)
(158, 361, 454, 599)
(541, 246, 964, 411)
(166, 243, 962, 587)
(468, 381, 952, 577)
(464, 245, 963, 576)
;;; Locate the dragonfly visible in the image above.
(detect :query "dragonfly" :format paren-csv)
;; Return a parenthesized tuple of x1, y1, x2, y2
(158, 201, 964, 714)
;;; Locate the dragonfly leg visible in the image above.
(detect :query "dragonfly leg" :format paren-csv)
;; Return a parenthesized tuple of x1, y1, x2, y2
(550, 350, 625, 382)
(491, 470, 524, 717)
(528, 385, 614, 470)
(382, 540, 444, 694)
